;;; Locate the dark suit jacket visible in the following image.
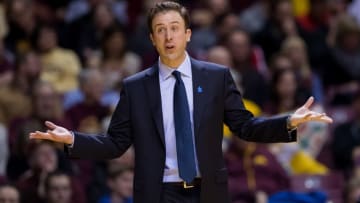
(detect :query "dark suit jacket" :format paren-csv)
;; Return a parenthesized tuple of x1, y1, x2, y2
(67, 58, 296, 203)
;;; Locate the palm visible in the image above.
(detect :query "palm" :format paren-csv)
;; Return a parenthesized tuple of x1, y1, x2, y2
(29, 121, 73, 145)
(290, 97, 333, 127)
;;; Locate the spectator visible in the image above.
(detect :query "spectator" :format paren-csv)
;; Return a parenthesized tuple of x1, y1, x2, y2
(330, 14, 360, 83)
(88, 147, 135, 203)
(30, 0, 71, 25)
(214, 12, 241, 45)
(188, 11, 240, 58)
(0, 51, 40, 125)
(296, 0, 331, 75)
(206, 45, 242, 93)
(36, 25, 81, 94)
(17, 141, 59, 203)
(5, 0, 37, 54)
(98, 166, 134, 203)
(199, 0, 231, 19)
(64, 68, 111, 191)
(281, 36, 324, 103)
(68, 1, 124, 59)
(44, 171, 73, 203)
(225, 137, 290, 203)
(266, 67, 306, 113)
(63, 68, 120, 111)
(128, 0, 160, 67)
(238, 0, 270, 34)
(254, 0, 298, 60)
(7, 80, 70, 181)
(0, 184, 20, 203)
(225, 29, 268, 107)
(16, 141, 85, 203)
(99, 26, 141, 91)
(265, 68, 327, 174)
(65, 68, 111, 132)
(186, 8, 216, 59)
(332, 91, 360, 177)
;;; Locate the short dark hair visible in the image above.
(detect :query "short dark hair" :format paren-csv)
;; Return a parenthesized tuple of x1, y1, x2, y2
(44, 171, 71, 193)
(107, 165, 133, 180)
(147, 1, 190, 33)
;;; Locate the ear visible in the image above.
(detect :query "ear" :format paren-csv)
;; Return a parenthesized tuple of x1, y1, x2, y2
(186, 28, 192, 42)
(149, 33, 155, 46)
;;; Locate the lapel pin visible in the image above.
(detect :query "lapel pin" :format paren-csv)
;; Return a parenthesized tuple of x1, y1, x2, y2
(197, 86, 203, 93)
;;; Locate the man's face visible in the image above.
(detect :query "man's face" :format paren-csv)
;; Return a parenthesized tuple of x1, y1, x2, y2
(47, 175, 72, 203)
(0, 186, 20, 203)
(109, 170, 134, 198)
(150, 10, 191, 66)
(227, 32, 250, 63)
(30, 143, 57, 172)
(34, 85, 59, 120)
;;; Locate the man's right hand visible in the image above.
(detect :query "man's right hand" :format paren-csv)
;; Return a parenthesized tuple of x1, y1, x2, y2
(29, 121, 74, 145)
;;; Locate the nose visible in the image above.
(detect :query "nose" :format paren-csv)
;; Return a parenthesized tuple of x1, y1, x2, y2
(165, 30, 172, 41)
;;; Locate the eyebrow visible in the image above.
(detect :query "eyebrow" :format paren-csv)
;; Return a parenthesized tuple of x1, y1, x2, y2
(154, 21, 180, 28)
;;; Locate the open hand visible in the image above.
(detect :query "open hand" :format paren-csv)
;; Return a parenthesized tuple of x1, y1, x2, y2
(29, 121, 74, 145)
(290, 96, 333, 128)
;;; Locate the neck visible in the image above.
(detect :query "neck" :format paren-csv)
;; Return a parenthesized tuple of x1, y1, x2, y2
(160, 53, 186, 68)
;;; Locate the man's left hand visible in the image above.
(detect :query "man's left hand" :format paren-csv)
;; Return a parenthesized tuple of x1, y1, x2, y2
(290, 96, 333, 128)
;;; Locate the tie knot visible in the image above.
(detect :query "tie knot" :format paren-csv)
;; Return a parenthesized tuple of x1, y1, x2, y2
(172, 70, 181, 81)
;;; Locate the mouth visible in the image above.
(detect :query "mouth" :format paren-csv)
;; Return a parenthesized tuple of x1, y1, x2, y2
(165, 45, 175, 51)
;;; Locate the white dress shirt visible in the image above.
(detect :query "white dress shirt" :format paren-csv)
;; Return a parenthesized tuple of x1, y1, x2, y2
(158, 53, 200, 182)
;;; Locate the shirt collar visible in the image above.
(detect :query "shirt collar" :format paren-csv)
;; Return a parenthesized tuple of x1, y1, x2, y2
(158, 52, 192, 81)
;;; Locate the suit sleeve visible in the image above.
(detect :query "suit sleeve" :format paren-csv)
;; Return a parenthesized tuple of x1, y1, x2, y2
(223, 68, 296, 143)
(65, 81, 133, 159)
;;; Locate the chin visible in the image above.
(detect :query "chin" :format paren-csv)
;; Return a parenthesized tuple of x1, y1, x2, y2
(165, 53, 181, 60)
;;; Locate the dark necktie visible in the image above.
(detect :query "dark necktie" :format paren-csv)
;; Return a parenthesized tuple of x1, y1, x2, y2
(172, 70, 197, 183)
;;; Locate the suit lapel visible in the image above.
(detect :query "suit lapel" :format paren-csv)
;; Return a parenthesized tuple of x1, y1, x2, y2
(144, 65, 165, 147)
(143, 59, 208, 147)
(191, 58, 208, 140)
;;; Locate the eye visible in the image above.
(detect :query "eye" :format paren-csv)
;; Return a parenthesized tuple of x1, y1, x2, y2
(171, 26, 178, 32)
(157, 27, 165, 33)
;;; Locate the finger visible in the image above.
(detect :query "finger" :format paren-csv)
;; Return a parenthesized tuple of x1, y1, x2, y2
(29, 131, 54, 141)
(45, 121, 58, 130)
(307, 114, 333, 123)
(303, 96, 314, 109)
(314, 115, 333, 123)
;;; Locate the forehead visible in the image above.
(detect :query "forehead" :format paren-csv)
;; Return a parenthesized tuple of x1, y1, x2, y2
(50, 175, 71, 185)
(152, 10, 185, 27)
(0, 187, 19, 197)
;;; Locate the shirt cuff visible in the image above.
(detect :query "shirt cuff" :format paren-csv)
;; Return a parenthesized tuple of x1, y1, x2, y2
(67, 131, 75, 148)
(286, 114, 297, 131)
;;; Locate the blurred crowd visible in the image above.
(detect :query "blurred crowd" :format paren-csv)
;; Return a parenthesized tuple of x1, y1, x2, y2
(0, 0, 360, 202)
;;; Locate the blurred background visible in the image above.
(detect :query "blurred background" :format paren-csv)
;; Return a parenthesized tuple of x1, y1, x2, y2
(0, 0, 360, 202)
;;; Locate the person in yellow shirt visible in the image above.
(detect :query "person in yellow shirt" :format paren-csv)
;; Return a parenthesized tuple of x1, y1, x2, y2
(36, 25, 81, 94)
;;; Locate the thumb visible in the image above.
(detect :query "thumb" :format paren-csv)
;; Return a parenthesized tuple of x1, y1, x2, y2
(303, 96, 314, 109)
(45, 121, 58, 130)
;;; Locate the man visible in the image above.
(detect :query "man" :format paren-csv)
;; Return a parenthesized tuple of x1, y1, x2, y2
(98, 166, 134, 203)
(0, 184, 20, 203)
(30, 2, 332, 203)
(44, 171, 72, 203)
